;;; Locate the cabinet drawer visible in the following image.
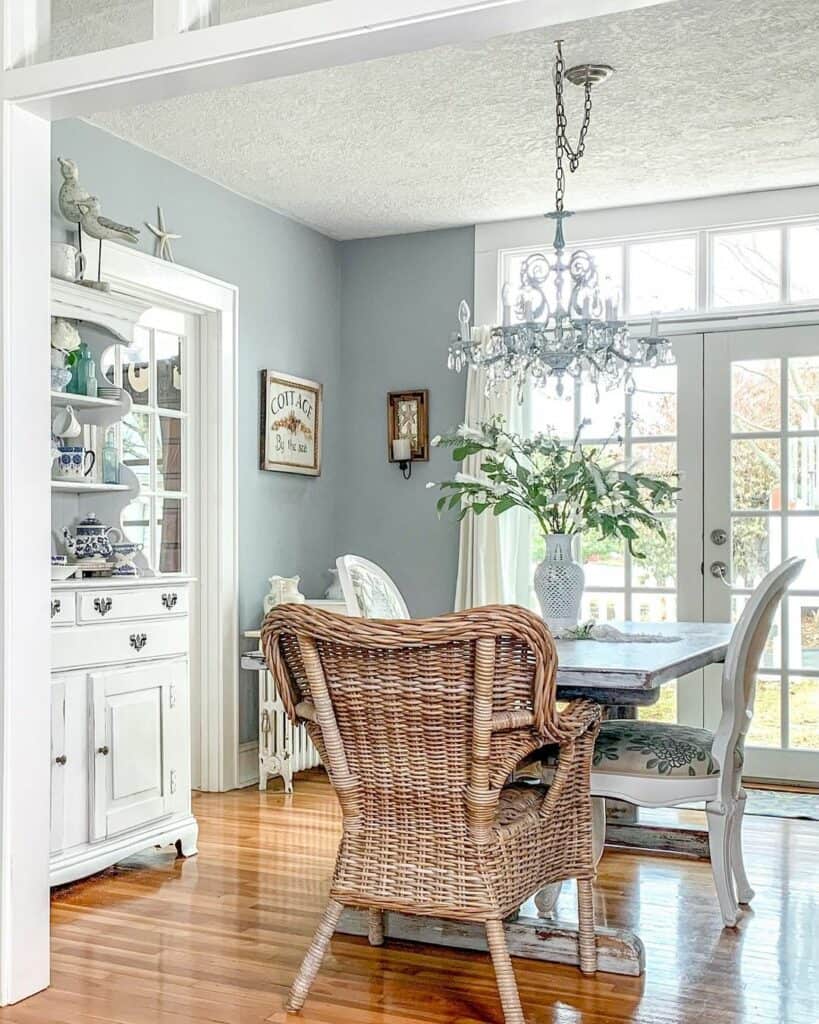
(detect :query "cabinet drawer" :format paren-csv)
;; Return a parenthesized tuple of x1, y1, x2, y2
(77, 586, 189, 624)
(50, 592, 76, 626)
(52, 618, 188, 671)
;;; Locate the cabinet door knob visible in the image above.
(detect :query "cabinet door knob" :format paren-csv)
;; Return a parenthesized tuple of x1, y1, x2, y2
(54, 754, 67, 766)
(97, 745, 109, 756)
(129, 632, 148, 651)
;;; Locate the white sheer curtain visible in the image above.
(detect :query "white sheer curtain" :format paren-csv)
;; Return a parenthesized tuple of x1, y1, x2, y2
(453, 366, 532, 611)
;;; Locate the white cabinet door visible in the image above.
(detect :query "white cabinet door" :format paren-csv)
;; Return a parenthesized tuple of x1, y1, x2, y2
(90, 660, 186, 841)
(50, 680, 67, 855)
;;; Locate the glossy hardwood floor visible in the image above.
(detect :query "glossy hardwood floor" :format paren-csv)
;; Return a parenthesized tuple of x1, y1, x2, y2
(3, 772, 817, 1024)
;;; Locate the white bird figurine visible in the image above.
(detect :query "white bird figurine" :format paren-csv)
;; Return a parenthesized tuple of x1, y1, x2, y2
(57, 156, 91, 251)
(76, 196, 140, 244)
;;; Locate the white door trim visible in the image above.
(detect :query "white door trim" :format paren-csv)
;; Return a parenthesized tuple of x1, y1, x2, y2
(84, 243, 240, 795)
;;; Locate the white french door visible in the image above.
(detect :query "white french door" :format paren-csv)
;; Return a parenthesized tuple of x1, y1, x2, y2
(702, 325, 819, 783)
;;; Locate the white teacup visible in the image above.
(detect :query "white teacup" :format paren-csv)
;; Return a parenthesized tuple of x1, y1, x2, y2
(52, 404, 82, 440)
(51, 242, 86, 282)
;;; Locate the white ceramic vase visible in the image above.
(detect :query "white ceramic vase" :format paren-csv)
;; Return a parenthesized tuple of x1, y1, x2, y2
(533, 534, 584, 631)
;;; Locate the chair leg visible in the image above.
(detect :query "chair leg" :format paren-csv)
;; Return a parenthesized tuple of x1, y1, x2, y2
(286, 898, 344, 1013)
(367, 908, 385, 946)
(576, 878, 597, 974)
(485, 918, 525, 1024)
(730, 791, 755, 905)
(706, 803, 740, 928)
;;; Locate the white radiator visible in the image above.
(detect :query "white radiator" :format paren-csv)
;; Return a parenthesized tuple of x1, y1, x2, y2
(258, 669, 321, 792)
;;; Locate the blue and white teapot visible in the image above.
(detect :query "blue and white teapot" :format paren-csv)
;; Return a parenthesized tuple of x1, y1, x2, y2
(62, 513, 122, 561)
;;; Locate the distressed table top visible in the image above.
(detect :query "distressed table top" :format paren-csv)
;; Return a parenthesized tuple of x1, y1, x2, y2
(242, 620, 734, 707)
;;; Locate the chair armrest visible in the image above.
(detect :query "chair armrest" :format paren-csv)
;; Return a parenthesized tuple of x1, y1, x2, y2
(552, 699, 603, 742)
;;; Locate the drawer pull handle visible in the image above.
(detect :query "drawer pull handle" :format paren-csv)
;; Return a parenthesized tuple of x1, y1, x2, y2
(129, 632, 148, 652)
(94, 597, 113, 617)
(161, 592, 179, 610)
(97, 745, 109, 756)
(54, 754, 67, 766)
(51, 599, 61, 619)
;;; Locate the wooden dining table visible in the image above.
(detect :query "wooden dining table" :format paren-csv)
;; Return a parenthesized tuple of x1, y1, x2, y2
(243, 619, 734, 976)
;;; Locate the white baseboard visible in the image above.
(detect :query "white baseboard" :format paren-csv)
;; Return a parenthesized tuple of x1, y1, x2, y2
(237, 741, 259, 788)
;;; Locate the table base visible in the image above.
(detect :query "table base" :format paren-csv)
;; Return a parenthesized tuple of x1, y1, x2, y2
(337, 907, 645, 977)
(606, 822, 710, 859)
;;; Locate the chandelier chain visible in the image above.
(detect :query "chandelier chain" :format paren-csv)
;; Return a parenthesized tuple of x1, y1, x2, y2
(554, 41, 593, 213)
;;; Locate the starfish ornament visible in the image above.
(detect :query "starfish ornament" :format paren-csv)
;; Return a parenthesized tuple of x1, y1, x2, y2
(146, 206, 181, 262)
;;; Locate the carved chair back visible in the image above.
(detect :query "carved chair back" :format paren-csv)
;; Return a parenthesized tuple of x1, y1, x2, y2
(336, 553, 410, 619)
(713, 557, 804, 800)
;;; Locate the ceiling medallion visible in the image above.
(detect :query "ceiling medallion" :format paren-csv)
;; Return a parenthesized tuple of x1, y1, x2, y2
(448, 41, 673, 401)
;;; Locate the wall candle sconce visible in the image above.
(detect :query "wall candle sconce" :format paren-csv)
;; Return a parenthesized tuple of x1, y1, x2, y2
(387, 389, 429, 482)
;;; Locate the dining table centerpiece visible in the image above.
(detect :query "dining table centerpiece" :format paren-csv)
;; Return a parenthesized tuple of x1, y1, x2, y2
(431, 418, 678, 630)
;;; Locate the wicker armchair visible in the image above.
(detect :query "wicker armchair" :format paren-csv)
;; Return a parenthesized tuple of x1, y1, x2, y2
(261, 603, 602, 1024)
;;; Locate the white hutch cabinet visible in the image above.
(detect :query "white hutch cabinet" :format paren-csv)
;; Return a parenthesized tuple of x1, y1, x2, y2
(49, 280, 197, 887)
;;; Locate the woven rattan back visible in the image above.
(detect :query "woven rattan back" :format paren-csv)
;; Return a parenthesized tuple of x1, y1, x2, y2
(262, 604, 564, 838)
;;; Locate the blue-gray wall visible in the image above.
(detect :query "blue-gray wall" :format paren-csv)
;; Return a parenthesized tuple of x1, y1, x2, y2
(336, 228, 473, 617)
(52, 119, 341, 744)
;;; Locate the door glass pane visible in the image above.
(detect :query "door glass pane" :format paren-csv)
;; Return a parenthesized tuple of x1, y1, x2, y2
(733, 595, 781, 668)
(632, 592, 677, 623)
(157, 498, 183, 574)
(122, 329, 151, 408)
(582, 592, 625, 622)
(631, 441, 677, 478)
(789, 438, 819, 510)
(122, 496, 152, 567)
(639, 683, 677, 723)
(628, 237, 696, 315)
(121, 411, 151, 489)
(633, 519, 677, 588)
(787, 515, 819, 580)
(731, 359, 780, 432)
(155, 332, 183, 412)
(748, 677, 782, 747)
(732, 517, 780, 588)
(789, 597, 819, 672)
(631, 364, 677, 437)
(788, 356, 819, 430)
(788, 225, 819, 302)
(712, 229, 782, 308)
(581, 537, 624, 589)
(731, 438, 781, 510)
(789, 678, 819, 750)
(157, 416, 183, 493)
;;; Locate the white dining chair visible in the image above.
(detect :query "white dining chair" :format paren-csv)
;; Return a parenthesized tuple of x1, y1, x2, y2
(587, 557, 804, 927)
(335, 554, 410, 619)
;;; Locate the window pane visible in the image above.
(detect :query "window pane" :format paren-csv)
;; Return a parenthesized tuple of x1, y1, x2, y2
(632, 592, 677, 623)
(157, 498, 184, 574)
(582, 591, 625, 622)
(633, 520, 677, 589)
(638, 682, 677, 723)
(631, 441, 677, 478)
(579, 380, 624, 439)
(789, 677, 819, 750)
(50, 0, 152, 60)
(788, 515, 819, 582)
(122, 328, 151, 407)
(732, 438, 781, 510)
(100, 345, 117, 387)
(122, 496, 152, 567)
(732, 516, 781, 588)
(220, 0, 328, 25)
(731, 359, 781, 433)
(789, 598, 819, 673)
(155, 332, 183, 412)
(789, 438, 819, 511)
(788, 356, 819, 430)
(734, 595, 781, 669)
(788, 225, 819, 302)
(712, 229, 781, 308)
(157, 416, 183, 493)
(581, 536, 624, 589)
(628, 237, 696, 315)
(747, 677, 782, 748)
(630, 364, 677, 437)
(121, 411, 151, 489)
(530, 385, 575, 439)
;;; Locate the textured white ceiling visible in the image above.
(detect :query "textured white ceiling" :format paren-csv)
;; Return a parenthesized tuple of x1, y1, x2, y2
(84, 0, 819, 240)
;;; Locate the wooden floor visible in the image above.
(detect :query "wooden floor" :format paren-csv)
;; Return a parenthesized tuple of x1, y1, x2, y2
(3, 771, 818, 1024)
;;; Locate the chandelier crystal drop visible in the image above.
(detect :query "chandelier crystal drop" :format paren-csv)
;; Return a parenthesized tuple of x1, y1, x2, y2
(447, 41, 674, 402)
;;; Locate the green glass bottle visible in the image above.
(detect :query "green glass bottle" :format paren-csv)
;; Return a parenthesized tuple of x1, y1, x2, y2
(68, 341, 95, 396)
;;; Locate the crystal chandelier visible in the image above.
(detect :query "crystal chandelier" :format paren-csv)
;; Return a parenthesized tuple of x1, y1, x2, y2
(448, 41, 674, 401)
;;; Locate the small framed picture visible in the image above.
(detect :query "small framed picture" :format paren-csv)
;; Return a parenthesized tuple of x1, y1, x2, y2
(387, 389, 429, 462)
(260, 370, 322, 476)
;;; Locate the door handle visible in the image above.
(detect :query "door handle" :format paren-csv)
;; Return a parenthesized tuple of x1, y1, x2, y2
(710, 528, 728, 546)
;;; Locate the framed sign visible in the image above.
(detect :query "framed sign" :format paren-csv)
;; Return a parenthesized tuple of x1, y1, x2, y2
(387, 389, 429, 462)
(260, 370, 322, 476)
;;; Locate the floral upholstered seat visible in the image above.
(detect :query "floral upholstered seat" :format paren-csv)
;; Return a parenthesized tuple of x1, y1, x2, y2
(592, 721, 743, 779)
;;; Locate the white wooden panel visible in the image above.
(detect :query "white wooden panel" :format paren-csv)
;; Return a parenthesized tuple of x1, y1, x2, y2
(77, 585, 189, 624)
(110, 692, 162, 800)
(49, 680, 66, 855)
(60, 672, 89, 851)
(52, 618, 188, 671)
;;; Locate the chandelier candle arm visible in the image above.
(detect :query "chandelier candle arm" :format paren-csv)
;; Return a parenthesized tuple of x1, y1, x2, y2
(447, 41, 674, 401)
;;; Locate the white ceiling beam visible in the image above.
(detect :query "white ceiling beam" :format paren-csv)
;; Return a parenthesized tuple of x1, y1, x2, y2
(3, 0, 676, 120)
(3, 0, 50, 68)
(154, 1, 222, 38)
